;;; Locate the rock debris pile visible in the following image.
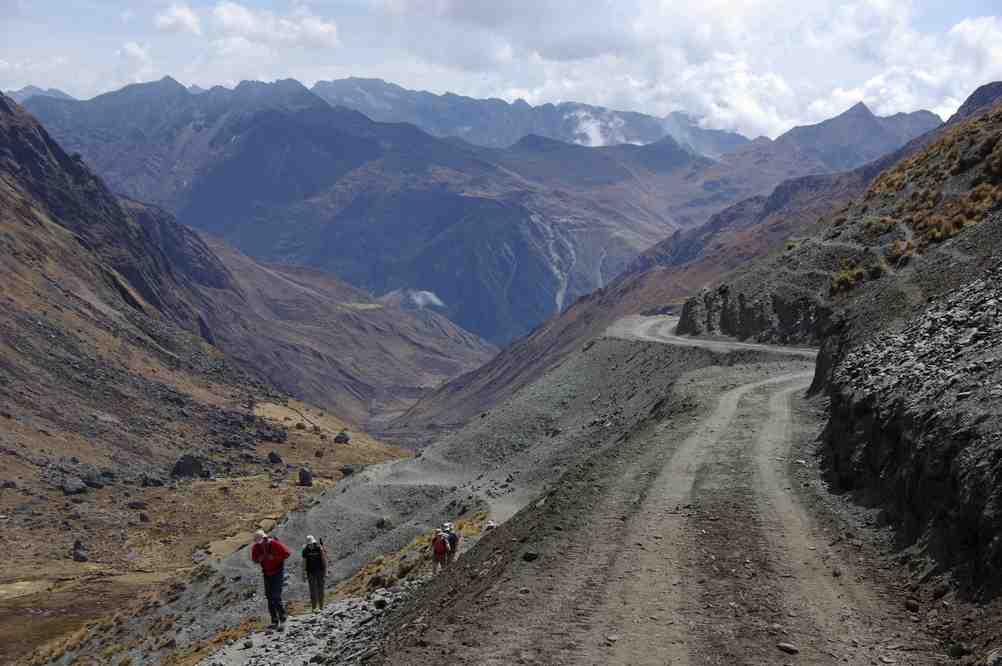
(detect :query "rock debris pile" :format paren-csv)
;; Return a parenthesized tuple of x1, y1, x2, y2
(200, 578, 423, 666)
(835, 263, 1002, 405)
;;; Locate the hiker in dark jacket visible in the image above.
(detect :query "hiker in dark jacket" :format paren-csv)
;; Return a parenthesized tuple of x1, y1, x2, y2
(302, 534, 329, 611)
(251, 529, 291, 629)
(443, 522, 460, 565)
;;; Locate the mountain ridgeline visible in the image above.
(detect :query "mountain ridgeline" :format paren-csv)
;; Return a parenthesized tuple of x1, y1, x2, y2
(24, 77, 940, 343)
(312, 77, 750, 157)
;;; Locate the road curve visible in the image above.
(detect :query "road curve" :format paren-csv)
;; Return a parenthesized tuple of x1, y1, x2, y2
(606, 314, 818, 359)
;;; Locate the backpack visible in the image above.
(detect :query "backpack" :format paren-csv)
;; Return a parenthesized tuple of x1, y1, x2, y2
(432, 534, 450, 556)
(303, 543, 325, 573)
(447, 531, 459, 550)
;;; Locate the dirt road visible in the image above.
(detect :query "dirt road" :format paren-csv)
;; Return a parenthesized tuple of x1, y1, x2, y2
(365, 316, 945, 665)
(606, 314, 818, 359)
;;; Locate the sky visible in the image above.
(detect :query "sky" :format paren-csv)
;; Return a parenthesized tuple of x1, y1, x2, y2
(1, 0, 1001, 138)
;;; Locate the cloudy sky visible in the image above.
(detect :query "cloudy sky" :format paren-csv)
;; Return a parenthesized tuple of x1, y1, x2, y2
(2, 0, 1001, 137)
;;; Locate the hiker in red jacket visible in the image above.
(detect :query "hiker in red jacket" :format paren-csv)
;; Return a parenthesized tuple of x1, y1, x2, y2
(431, 529, 451, 574)
(252, 529, 291, 629)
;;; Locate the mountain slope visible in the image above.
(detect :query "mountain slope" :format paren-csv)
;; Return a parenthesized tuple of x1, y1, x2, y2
(677, 86, 1002, 344)
(3, 85, 75, 104)
(0, 91, 290, 660)
(772, 102, 942, 172)
(192, 234, 496, 424)
(311, 76, 750, 156)
(391, 97, 954, 439)
(0, 91, 492, 662)
(24, 80, 698, 342)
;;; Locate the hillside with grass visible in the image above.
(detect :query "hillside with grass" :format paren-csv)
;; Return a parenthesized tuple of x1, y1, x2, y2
(677, 84, 1002, 344)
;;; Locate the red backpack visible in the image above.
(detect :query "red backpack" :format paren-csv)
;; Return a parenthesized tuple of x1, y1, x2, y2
(432, 533, 450, 556)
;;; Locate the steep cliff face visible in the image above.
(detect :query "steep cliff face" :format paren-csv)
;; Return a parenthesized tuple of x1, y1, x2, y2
(677, 284, 830, 344)
(824, 262, 1002, 598)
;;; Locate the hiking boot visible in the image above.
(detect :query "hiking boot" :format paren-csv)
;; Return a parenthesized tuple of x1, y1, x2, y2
(278, 621, 286, 631)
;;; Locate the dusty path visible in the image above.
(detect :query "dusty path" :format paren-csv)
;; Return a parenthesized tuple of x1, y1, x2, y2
(409, 317, 939, 664)
(305, 317, 947, 665)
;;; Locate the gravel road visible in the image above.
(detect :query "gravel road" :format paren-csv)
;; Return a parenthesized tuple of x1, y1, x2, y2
(356, 316, 946, 665)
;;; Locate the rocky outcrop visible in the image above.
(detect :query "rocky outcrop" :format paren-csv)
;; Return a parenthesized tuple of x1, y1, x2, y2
(677, 284, 830, 345)
(823, 267, 1002, 598)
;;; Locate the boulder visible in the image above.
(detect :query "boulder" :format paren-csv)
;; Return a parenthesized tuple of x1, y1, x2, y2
(141, 474, 165, 488)
(334, 431, 351, 444)
(61, 477, 88, 495)
(171, 454, 205, 478)
(267, 451, 283, 465)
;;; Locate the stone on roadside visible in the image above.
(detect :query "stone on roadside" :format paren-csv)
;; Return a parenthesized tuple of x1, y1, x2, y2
(268, 451, 283, 464)
(777, 642, 800, 655)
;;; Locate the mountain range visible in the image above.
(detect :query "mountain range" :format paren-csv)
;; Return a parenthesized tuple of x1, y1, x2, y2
(311, 77, 750, 156)
(393, 91, 982, 440)
(21, 77, 941, 343)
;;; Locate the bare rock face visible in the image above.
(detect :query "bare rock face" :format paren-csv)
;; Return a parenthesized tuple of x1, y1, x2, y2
(824, 266, 1002, 598)
(677, 283, 829, 345)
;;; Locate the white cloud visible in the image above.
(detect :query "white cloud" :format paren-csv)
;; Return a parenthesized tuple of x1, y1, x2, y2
(155, 3, 202, 36)
(4, 2, 1002, 137)
(115, 41, 154, 84)
(212, 2, 338, 48)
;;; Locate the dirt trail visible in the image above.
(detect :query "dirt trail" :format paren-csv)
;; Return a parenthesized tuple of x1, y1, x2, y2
(608, 315, 819, 358)
(565, 319, 936, 664)
(443, 317, 938, 664)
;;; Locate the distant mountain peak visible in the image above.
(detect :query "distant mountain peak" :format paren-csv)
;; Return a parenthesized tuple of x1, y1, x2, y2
(845, 101, 873, 116)
(3, 85, 76, 104)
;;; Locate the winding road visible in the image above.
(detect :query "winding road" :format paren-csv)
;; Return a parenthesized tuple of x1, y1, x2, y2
(459, 316, 939, 664)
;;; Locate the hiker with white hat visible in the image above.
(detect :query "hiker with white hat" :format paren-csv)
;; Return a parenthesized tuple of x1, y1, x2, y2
(251, 529, 291, 630)
(301, 534, 329, 611)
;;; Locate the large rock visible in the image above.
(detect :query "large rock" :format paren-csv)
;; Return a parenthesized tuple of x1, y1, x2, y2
(61, 476, 88, 495)
(170, 454, 205, 478)
(334, 430, 351, 444)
